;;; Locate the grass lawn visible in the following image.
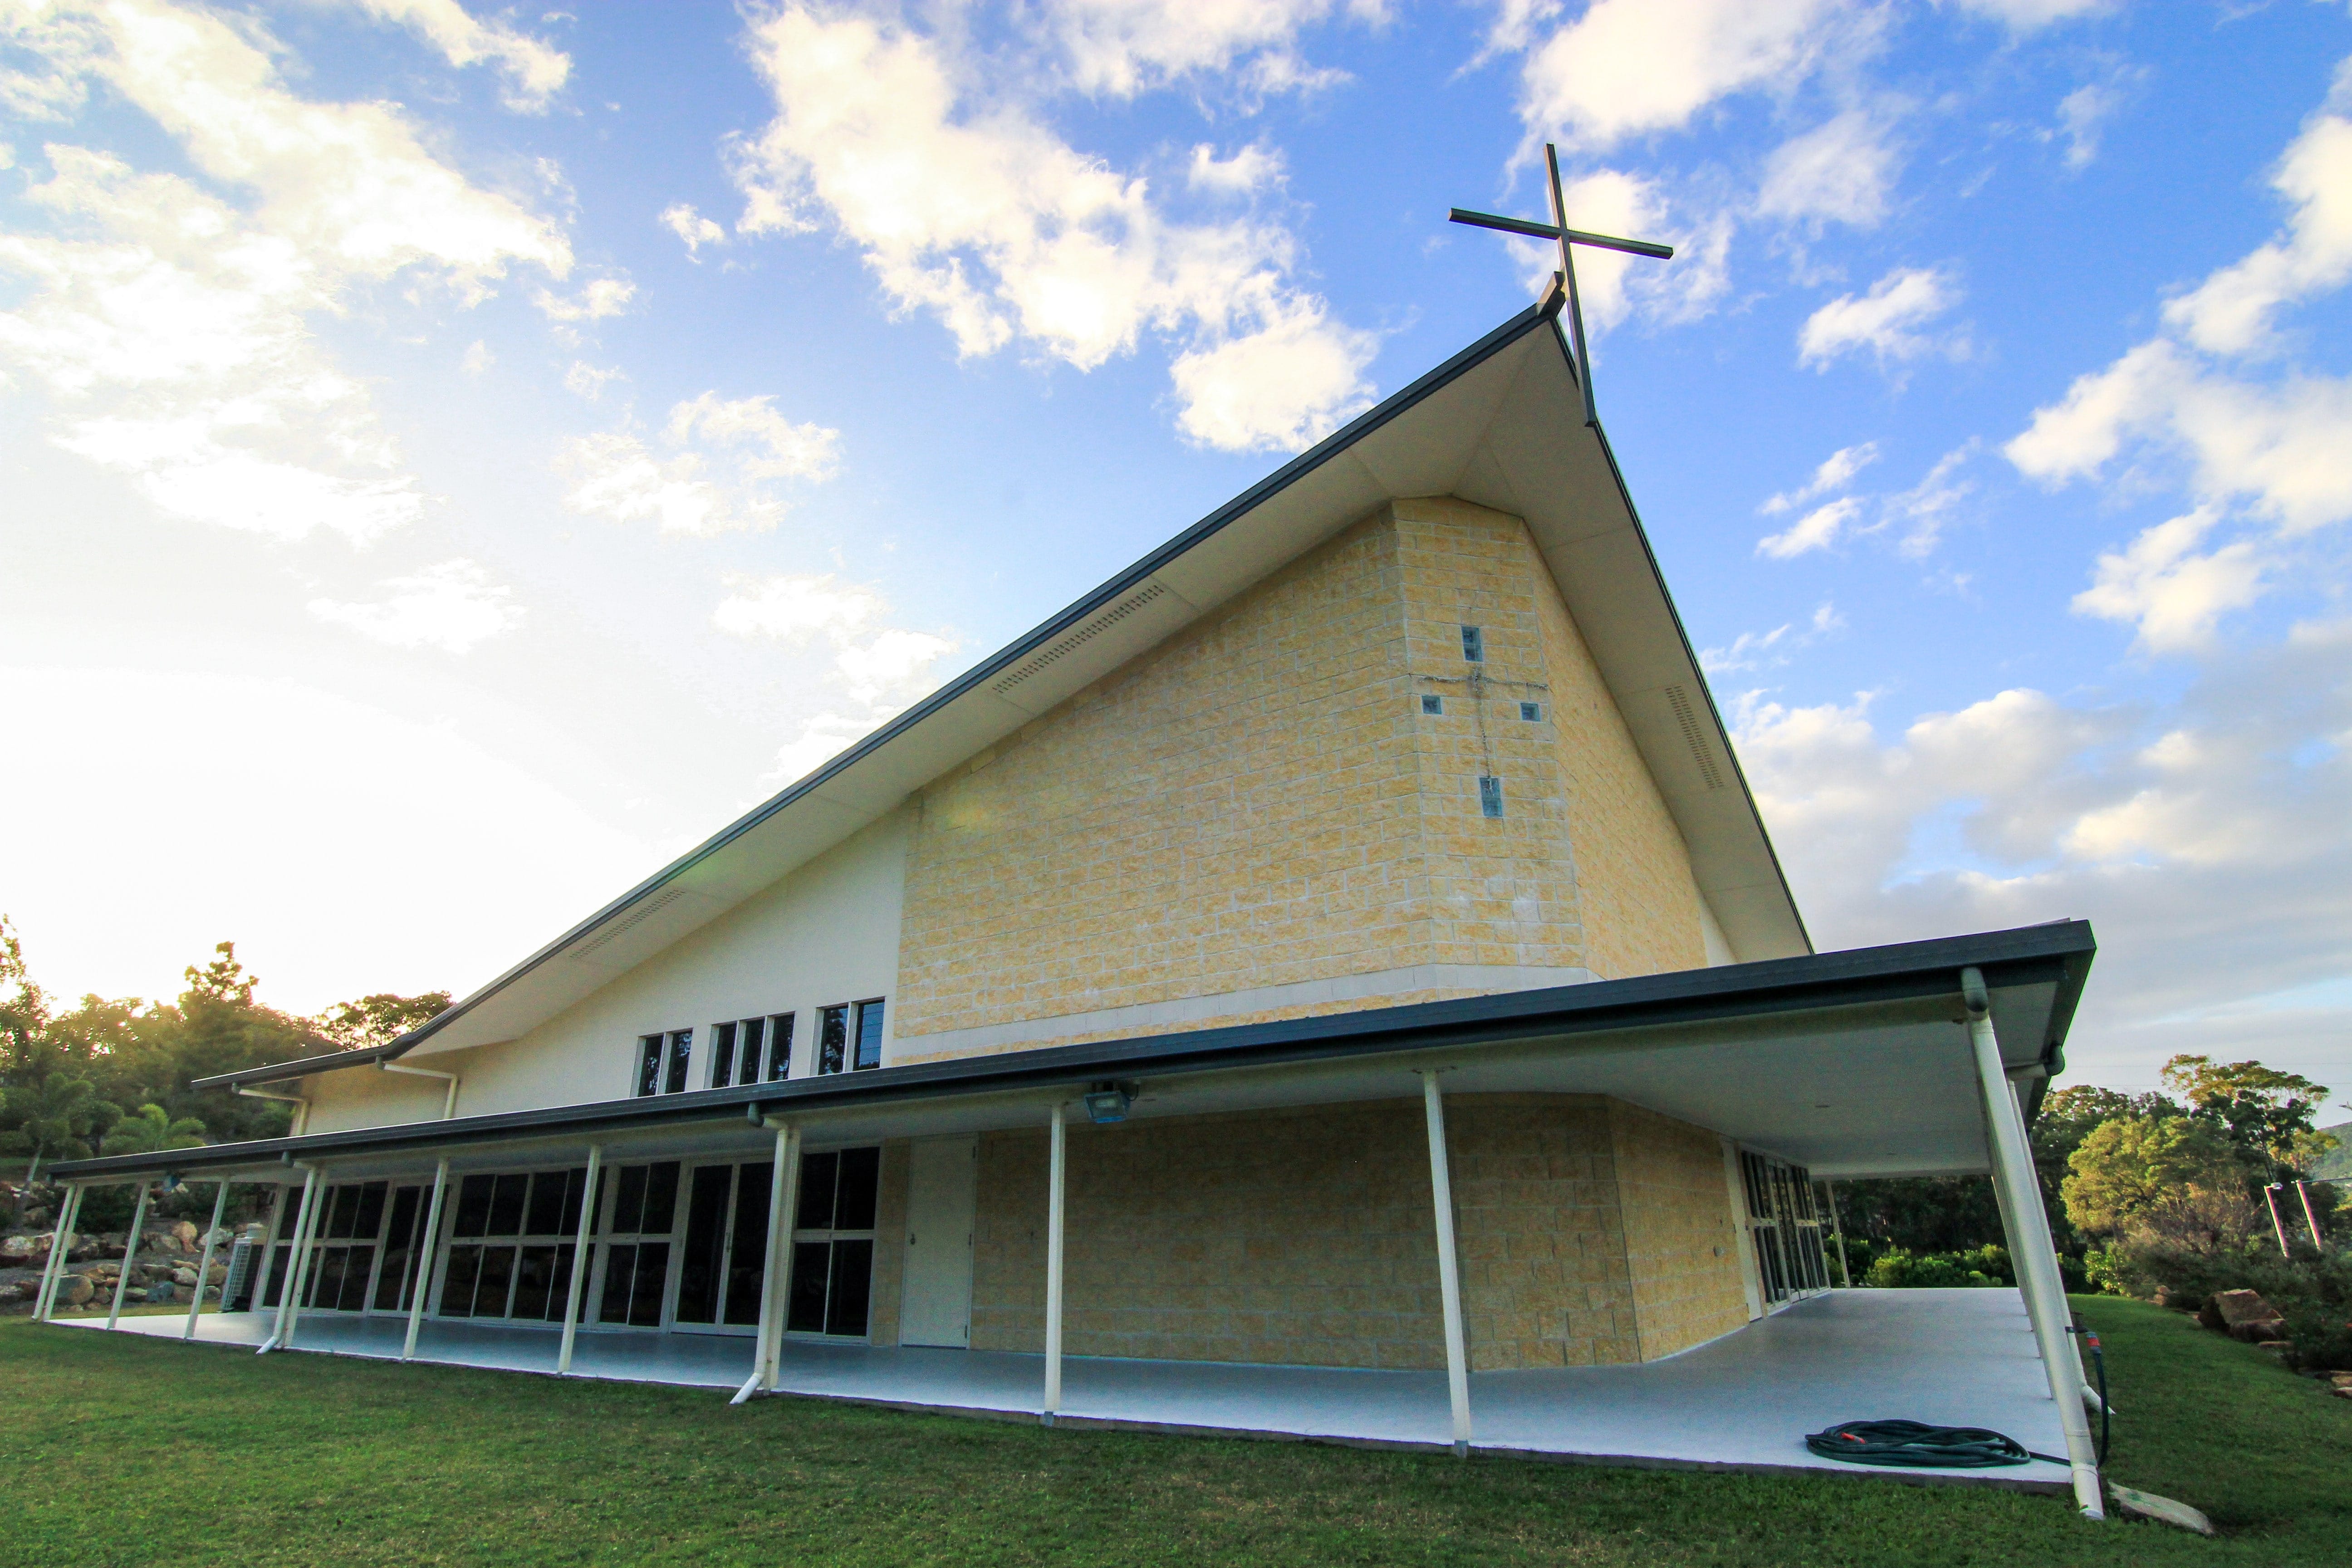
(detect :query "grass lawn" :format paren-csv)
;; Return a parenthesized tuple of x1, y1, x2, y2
(5, 1296, 2344, 1567)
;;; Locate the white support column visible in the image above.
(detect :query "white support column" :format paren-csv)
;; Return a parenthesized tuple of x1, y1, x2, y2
(247, 1184, 289, 1314)
(556, 1146, 602, 1375)
(263, 1166, 321, 1354)
(1963, 967, 2103, 1521)
(404, 1158, 452, 1362)
(1420, 1071, 1473, 1455)
(107, 1182, 154, 1330)
(34, 1184, 83, 1321)
(184, 1179, 233, 1339)
(737, 1124, 799, 1403)
(1042, 1102, 1068, 1426)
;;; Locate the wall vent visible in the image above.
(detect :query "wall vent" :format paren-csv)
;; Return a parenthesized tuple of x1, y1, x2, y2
(573, 887, 691, 957)
(1663, 684, 1726, 792)
(991, 581, 1170, 696)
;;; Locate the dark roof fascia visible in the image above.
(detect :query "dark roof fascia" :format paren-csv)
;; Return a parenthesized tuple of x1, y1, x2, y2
(191, 1043, 407, 1091)
(54, 921, 2092, 1181)
(1582, 399, 1812, 955)
(347, 300, 1567, 1074)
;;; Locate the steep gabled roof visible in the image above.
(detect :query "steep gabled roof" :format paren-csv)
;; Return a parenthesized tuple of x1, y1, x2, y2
(196, 295, 1809, 1091)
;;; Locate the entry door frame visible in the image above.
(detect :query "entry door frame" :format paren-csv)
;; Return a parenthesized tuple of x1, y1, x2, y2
(899, 1135, 976, 1348)
(669, 1157, 771, 1338)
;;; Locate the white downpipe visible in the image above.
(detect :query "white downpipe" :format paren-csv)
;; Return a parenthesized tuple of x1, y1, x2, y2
(262, 1166, 322, 1354)
(380, 1061, 461, 1119)
(237, 1084, 309, 1137)
(737, 1123, 798, 1404)
(1420, 1072, 1473, 1455)
(184, 1179, 232, 1339)
(1963, 967, 2104, 1521)
(1042, 1102, 1068, 1425)
(404, 1158, 452, 1362)
(34, 1184, 83, 1320)
(556, 1146, 602, 1375)
(107, 1182, 153, 1330)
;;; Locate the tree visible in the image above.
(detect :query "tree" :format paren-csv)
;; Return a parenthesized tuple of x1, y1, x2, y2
(0, 1073, 122, 1165)
(314, 990, 452, 1052)
(2160, 1054, 2333, 1182)
(2062, 1115, 2245, 1237)
(99, 1102, 207, 1157)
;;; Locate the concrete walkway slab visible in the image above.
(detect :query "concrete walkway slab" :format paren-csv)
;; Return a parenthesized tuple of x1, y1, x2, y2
(52, 1289, 2072, 1490)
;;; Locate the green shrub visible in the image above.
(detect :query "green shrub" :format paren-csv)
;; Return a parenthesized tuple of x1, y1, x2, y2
(1862, 1245, 2010, 1288)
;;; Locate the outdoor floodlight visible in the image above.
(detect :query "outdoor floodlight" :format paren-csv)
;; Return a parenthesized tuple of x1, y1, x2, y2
(1083, 1082, 1136, 1124)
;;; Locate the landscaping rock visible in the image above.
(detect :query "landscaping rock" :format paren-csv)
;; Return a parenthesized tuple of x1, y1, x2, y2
(0, 1235, 38, 1266)
(2109, 1483, 2217, 1536)
(2200, 1289, 2288, 1343)
(145, 1283, 175, 1304)
(169, 1220, 198, 1249)
(173, 1269, 199, 1289)
(55, 1275, 93, 1308)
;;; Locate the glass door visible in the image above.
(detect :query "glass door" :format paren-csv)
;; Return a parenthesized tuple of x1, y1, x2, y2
(786, 1147, 879, 1338)
(302, 1181, 388, 1313)
(672, 1161, 775, 1333)
(437, 1166, 589, 1322)
(593, 1161, 681, 1328)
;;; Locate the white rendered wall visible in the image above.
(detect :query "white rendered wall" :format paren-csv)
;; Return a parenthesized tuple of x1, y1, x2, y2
(1698, 898, 1736, 968)
(302, 809, 913, 1133)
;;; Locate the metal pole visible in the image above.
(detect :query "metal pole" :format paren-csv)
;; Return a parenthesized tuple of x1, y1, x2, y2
(107, 1183, 153, 1330)
(34, 1184, 83, 1320)
(248, 1183, 289, 1314)
(1963, 967, 2103, 1520)
(735, 1125, 797, 1403)
(2294, 1181, 2326, 1250)
(263, 1166, 321, 1354)
(2263, 1186, 2293, 1258)
(557, 1147, 602, 1375)
(184, 1179, 232, 1339)
(280, 1167, 330, 1350)
(403, 1158, 452, 1362)
(1544, 143, 1599, 428)
(1042, 1102, 1067, 1425)
(1420, 1071, 1473, 1455)
(1821, 1180, 1852, 1289)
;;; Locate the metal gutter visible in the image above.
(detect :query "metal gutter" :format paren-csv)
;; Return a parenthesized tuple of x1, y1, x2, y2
(195, 1042, 406, 1091)
(64, 921, 2092, 1182)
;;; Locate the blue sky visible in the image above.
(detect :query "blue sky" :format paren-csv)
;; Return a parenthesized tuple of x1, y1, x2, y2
(2, 0, 2346, 1105)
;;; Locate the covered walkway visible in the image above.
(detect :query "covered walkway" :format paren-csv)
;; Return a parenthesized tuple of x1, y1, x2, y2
(58, 1287, 2072, 1490)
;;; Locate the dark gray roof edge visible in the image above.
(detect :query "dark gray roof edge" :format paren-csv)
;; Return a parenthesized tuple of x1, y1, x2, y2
(367, 300, 1566, 1068)
(1583, 397, 1812, 956)
(55, 920, 2092, 1181)
(191, 1043, 405, 1091)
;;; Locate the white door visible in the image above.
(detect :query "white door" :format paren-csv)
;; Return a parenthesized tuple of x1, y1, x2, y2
(899, 1136, 976, 1348)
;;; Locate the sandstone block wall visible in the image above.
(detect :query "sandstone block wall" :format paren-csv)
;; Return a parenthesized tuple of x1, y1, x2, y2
(1608, 1102, 1753, 1358)
(964, 1093, 1746, 1370)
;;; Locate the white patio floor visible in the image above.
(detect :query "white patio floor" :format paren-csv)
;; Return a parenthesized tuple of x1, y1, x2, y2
(56, 1289, 2074, 1491)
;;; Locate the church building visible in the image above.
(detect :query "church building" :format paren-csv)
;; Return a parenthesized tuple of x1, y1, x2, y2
(41, 290, 2107, 1513)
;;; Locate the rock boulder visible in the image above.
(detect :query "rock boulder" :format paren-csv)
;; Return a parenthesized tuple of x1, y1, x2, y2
(2200, 1289, 2288, 1343)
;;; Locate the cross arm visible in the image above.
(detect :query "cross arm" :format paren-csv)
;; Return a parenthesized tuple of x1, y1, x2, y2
(1447, 208, 1674, 260)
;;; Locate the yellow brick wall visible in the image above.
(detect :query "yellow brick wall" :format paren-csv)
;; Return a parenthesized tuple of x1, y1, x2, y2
(1609, 1102, 1751, 1359)
(961, 1094, 1747, 1370)
(893, 498, 1714, 1059)
(863, 1140, 911, 1347)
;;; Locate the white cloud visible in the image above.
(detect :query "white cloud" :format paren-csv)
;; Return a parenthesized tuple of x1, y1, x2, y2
(1187, 142, 1285, 196)
(535, 276, 635, 322)
(1517, 0, 1872, 151)
(2006, 339, 2352, 536)
(460, 338, 492, 375)
(717, 572, 959, 784)
(1761, 440, 1877, 514)
(0, 2, 570, 541)
(665, 392, 840, 481)
(2052, 80, 2126, 171)
(563, 360, 623, 399)
(2162, 110, 2352, 357)
(1886, 441, 1976, 558)
(1755, 494, 1862, 558)
(2072, 508, 2267, 654)
(308, 558, 525, 653)
(1797, 265, 1963, 369)
(562, 392, 842, 535)
(343, 0, 571, 113)
(1034, 0, 1357, 100)
(1756, 110, 1899, 229)
(726, 4, 1376, 452)
(712, 573, 882, 642)
(1948, 0, 2113, 32)
(661, 201, 727, 257)
(1700, 599, 1842, 672)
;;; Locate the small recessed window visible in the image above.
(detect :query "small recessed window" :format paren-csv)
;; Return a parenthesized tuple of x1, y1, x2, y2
(1460, 625, 1484, 663)
(1479, 776, 1504, 818)
(1420, 694, 1443, 715)
(1519, 701, 1542, 722)
(634, 1029, 693, 1097)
